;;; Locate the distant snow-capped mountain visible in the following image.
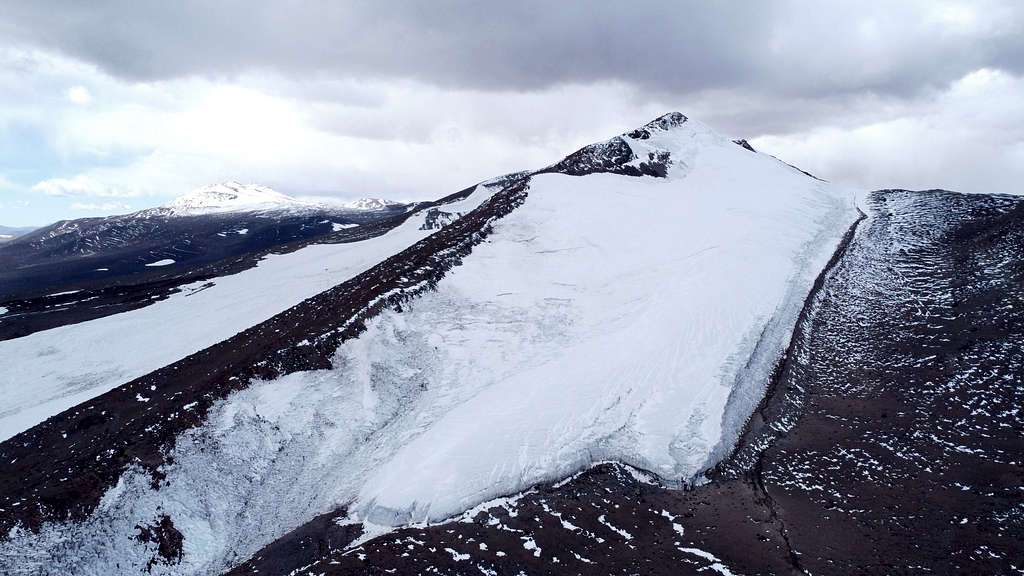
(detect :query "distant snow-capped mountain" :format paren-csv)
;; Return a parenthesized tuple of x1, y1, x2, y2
(153, 182, 320, 216)
(152, 182, 402, 216)
(340, 197, 404, 211)
(0, 225, 37, 243)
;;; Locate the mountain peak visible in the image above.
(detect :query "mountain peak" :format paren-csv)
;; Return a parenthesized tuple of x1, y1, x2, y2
(161, 182, 318, 215)
(627, 112, 688, 139)
(538, 111, 717, 179)
(340, 198, 403, 211)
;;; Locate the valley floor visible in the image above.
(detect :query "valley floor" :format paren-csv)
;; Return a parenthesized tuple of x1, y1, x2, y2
(233, 189, 1024, 575)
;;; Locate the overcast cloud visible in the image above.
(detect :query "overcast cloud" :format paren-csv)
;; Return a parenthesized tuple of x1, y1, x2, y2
(0, 1, 1021, 226)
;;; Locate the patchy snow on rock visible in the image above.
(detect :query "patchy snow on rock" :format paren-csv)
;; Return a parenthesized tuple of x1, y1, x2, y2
(0, 187, 495, 442)
(144, 259, 176, 267)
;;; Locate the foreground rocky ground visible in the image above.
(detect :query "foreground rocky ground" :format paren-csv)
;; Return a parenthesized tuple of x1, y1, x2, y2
(231, 189, 1024, 575)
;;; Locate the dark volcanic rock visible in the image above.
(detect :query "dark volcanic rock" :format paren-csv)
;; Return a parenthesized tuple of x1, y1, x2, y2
(733, 138, 756, 152)
(536, 112, 685, 178)
(232, 189, 1024, 575)
(226, 508, 361, 576)
(539, 136, 650, 177)
(640, 111, 688, 133)
(135, 514, 184, 569)
(538, 137, 672, 179)
(230, 464, 791, 576)
(420, 208, 461, 230)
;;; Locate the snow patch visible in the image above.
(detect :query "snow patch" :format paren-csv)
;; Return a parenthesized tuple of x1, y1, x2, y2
(444, 547, 470, 561)
(144, 259, 175, 267)
(597, 514, 633, 540)
(678, 547, 743, 576)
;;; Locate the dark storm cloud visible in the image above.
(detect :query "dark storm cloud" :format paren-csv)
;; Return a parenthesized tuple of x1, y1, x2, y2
(2, 1, 1021, 98)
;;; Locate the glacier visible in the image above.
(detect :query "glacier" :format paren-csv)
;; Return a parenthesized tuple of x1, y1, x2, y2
(0, 115, 861, 574)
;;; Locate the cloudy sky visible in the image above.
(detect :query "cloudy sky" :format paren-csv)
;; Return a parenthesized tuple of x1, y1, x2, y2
(0, 1, 1022, 226)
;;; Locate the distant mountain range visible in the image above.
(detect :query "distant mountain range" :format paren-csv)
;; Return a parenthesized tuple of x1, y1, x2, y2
(0, 225, 37, 243)
(0, 182, 413, 338)
(143, 181, 401, 217)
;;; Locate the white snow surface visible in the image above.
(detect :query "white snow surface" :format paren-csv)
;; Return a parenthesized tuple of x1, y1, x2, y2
(0, 189, 493, 442)
(144, 259, 175, 267)
(0, 117, 861, 575)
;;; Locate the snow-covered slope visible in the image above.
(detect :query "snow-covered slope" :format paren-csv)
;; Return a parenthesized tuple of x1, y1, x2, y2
(0, 114, 862, 574)
(155, 181, 319, 216)
(352, 117, 858, 523)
